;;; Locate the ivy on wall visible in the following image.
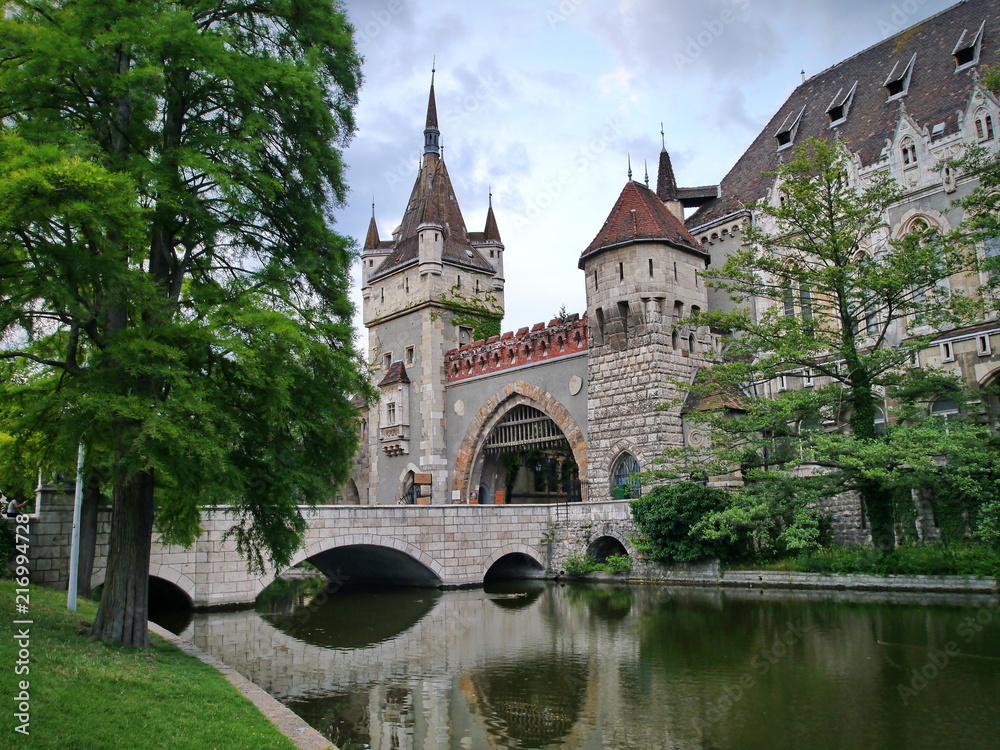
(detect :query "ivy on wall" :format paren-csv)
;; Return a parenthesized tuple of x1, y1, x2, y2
(431, 284, 503, 341)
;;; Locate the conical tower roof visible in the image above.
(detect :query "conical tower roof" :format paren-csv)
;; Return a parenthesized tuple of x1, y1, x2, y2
(369, 78, 494, 281)
(579, 180, 707, 269)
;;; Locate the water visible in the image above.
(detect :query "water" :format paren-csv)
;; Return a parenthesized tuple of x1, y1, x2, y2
(166, 580, 1000, 750)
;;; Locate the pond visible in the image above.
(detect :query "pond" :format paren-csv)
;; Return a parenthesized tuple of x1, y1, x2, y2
(162, 580, 1000, 749)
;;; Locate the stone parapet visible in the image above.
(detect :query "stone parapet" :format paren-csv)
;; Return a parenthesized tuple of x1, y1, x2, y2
(445, 315, 588, 383)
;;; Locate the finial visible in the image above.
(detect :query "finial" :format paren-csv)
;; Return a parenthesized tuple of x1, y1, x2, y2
(489, 185, 493, 207)
(372, 196, 376, 218)
(660, 122, 666, 151)
(800, 69, 806, 84)
(627, 153, 632, 181)
(644, 160, 649, 188)
(431, 56, 436, 85)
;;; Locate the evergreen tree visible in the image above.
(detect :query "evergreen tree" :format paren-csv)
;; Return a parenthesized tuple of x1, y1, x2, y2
(0, 0, 371, 646)
(668, 138, 992, 554)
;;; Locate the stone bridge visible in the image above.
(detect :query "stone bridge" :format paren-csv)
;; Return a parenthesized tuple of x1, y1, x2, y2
(25, 487, 639, 607)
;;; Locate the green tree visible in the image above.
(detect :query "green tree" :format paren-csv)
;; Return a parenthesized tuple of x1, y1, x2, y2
(0, 0, 371, 646)
(668, 138, 987, 553)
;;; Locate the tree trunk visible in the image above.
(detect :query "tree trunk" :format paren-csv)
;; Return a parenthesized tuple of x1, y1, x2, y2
(91, 469, 155, 647)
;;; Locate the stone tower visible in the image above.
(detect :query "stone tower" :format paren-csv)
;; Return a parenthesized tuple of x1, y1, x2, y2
(579, 149, 712, 500)
(360, 76, 505, 505)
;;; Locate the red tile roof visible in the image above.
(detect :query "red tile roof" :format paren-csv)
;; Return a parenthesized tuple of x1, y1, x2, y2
(579, 180, 708, 268)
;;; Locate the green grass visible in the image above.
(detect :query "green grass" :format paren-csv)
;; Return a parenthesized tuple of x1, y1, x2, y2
(725, 543, 1000, 578)
(0, 581, 314, 750)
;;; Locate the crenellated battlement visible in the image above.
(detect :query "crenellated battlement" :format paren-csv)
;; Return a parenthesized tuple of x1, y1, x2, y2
(445, 314, 588, 383)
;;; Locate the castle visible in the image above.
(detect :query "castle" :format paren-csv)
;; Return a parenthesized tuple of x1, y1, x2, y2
(350, 0, 1000, 544)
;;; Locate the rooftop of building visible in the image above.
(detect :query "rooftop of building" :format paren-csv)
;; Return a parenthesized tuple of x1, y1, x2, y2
(687, 0, 1000, 229)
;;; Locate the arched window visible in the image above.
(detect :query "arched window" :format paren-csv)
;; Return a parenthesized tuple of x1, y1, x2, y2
(612, 453, 641, 500)
(900, 137, 917, 166)
(874, 407, 887, 435)
(930, 397, 959, 422)
(401, 472, 418, 505)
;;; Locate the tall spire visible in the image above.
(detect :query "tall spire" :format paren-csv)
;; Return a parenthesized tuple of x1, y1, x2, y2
(484, 187, 501, 242)
(364, 199, 380, 251)
(627, 153, 632, 181)
(424, 59, 440, 156)
(656, 128, 678, 202)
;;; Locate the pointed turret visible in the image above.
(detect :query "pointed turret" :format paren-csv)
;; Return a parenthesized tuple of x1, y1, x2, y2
(656, 127, 683, 221)
(423, 68, 440, 157)
(483, 193, 501, 242)
(579, 180, 706, 269)
(364, 208, 381, 251)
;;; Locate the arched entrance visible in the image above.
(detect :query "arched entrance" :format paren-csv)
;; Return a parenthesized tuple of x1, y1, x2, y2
(453, 381, 588, 504)
(477, 405, 581, 504)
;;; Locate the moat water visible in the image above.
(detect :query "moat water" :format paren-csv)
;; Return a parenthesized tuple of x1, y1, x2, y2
(158, 580, 1000, 750)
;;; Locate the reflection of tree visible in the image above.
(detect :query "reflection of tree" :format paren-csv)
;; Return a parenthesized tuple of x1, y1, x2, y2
(565, 586, 634, 621)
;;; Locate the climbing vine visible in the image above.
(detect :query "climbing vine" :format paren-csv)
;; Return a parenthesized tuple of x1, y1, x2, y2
(431, 284, 503, 341)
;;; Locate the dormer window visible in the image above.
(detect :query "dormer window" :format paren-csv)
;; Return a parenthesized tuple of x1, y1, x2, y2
(953, 21, 985, 71)
(774, 107, 805, 150)
(900, 137, 917, 167)
(884, 54, 916, 100)
(826, 82, 857, 125)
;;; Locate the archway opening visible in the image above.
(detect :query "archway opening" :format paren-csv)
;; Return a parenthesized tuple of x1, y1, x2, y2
(148, 576, 193, 634)
(307, 544, 441, 588)
(484, 552, 545, 583)
(478, 405, 581, 504)
(586, 535, 628, 565)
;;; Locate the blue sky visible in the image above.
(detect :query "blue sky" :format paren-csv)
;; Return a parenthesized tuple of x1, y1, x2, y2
(337, 0, 957, 341)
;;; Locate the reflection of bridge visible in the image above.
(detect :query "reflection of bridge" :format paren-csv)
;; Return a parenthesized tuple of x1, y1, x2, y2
(181, 585, 693, 750)
(27, 488, 638, 606)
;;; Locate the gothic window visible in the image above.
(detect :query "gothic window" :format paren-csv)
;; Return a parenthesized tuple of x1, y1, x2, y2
(874, 407, 887, 435)
(458, 326, 473, 346)
(612, 453, 641, 499)
(386, 401, 397, 424)
(900, 137, 917, 166)
(782, 285, 795, 317)
(930, 397, 960, 428)
(975, 110, 995, 141)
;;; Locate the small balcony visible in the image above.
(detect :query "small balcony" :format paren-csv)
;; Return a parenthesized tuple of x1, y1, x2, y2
(380, 424, 410, 456)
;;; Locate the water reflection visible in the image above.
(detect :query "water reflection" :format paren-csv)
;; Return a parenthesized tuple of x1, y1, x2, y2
(180, 581, 1000, 750)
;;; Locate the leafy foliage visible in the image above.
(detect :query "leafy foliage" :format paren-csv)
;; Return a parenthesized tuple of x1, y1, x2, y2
(659, 138, 990, 552)
(630, 483, 735, 563)
(0, 0, 370, 644)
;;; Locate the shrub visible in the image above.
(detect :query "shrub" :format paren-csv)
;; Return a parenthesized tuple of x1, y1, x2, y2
(630, 483, 734, 563)
(604, 553, 632, 574)
(563, 552, 594, 575)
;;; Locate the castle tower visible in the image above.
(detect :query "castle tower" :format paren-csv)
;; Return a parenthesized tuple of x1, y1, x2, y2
(579, 165, 711, 500)
(360, 75, 504, 504)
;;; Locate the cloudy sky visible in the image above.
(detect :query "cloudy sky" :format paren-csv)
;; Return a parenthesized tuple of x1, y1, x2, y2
(336, 0, 956, 343)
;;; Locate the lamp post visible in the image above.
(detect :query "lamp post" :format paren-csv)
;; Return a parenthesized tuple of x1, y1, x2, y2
(67, 441, 85, 612)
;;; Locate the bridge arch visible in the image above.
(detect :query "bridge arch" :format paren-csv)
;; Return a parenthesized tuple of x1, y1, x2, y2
(90, 564, 197, 604)
(252, 533, 445, 600)
(453, 380, 588, 503)
(482, 543, 546, 581)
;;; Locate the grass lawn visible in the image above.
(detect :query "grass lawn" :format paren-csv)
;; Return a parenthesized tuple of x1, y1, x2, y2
(0, 581, 313, 750)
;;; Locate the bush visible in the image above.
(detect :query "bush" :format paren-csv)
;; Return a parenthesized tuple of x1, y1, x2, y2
(630, 483, 734, 563)
(604, 553, 632, 574)
(562, 551, 633, 575)
(0, 522, 15, 578)
(797, 543, 1000, 578)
